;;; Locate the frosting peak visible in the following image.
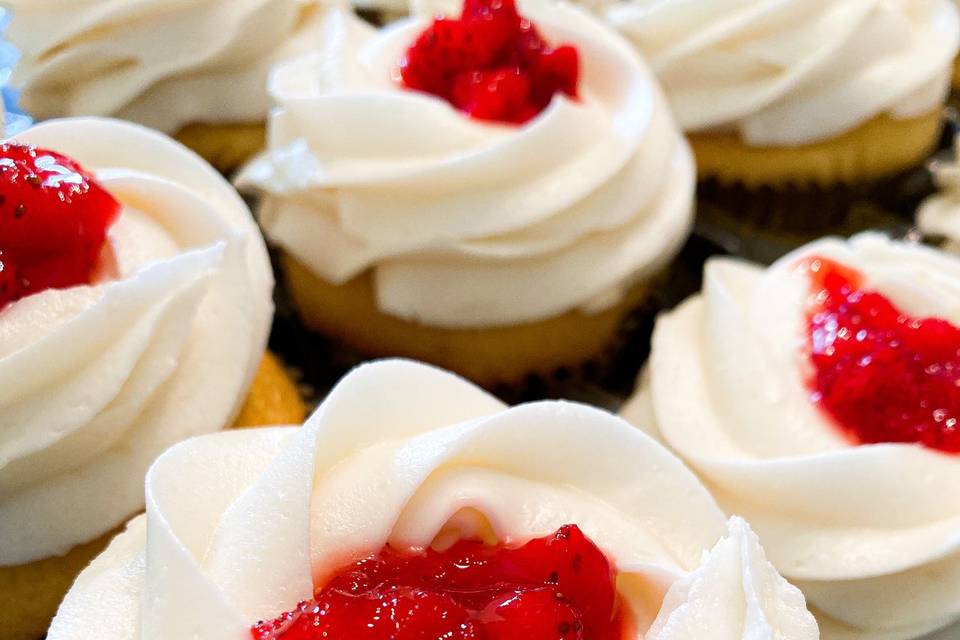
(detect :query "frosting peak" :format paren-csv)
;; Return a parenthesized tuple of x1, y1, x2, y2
(648, 517, 819, 640)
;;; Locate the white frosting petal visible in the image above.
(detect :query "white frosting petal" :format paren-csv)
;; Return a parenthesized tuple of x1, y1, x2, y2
(49, 360, 817, 640)
(626, 232, 960, 639)
(0, 117, 273, 565)
(647, 517, 819, 640)
(7, 0, 331, 133)
(552, 0, 960, 144)
(237, 2, 694, 327)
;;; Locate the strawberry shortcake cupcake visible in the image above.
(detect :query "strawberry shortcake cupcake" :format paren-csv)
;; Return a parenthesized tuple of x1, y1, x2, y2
(0, 118, 304, 639)
(237, 0, 695, 386)
(624, 233, 960, 639)
(47, 359, 819, 640)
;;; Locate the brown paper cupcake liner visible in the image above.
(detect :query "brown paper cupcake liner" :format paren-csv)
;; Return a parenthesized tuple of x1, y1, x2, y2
(696, 163, 932, 232)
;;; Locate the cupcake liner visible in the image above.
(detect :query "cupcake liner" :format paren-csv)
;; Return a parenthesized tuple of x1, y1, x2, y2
(685, 108, 953, 265)
(694, 159, 939, 264)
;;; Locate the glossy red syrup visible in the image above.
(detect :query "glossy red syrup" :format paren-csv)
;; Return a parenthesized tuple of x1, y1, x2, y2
(0, 142, 120, 309)
(252, 525, 625, 640)
(399, 0, 580, 124)
(805, 256, 960, 453)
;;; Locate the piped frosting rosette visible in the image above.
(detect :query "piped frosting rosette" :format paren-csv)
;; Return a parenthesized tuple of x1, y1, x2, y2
(49, 360, 818, 640)
(623, 233, 960, 639)
(6, 0, 328, 134)
(236, 2, 694, 328)
(0, 118, 273, 566)
(567, 0, 960, 145)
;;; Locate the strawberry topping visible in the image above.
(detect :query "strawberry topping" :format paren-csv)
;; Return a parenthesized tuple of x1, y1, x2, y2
(0, 142, 119, 309)
(399, 0, 580, 124)
(252, 525, 625, 640)
(805, 256, 960, 453)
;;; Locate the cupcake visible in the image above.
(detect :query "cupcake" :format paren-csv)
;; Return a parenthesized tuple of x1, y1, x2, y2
(5, 0, 328, 173)
(47, 359, 818, 640)
(623, 232, 960, 639)
(0, 117, 304, 639)
(237, 0, 695, 386)
(589, 0, 960, 233)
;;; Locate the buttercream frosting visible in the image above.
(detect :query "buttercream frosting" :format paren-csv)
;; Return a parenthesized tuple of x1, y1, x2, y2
(623, 233, 960, 639)
(236, 1, 694, 328)
(47, 359, 817, 640)
(6, 0, 329, 134)
(0, 117, 273, 566)
(545, 0, 960, 145)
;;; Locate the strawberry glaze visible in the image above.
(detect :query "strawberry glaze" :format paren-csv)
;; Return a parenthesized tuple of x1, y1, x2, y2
(252, 525, 625, 640)
(806, 256, 960, 453)
(399, 0, 580, 124)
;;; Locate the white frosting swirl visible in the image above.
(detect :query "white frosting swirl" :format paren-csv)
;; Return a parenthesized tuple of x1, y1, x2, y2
(236, 2, 694, 328)
(0, 117, 273, 566)
(569, 0, 960, 145)
(48, 360, 818, 640)
(6, 0, 328, 134)
(624, 233, 960, 639)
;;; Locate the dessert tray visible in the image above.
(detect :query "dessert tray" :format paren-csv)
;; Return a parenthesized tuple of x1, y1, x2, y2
(3, 2, 960, 640)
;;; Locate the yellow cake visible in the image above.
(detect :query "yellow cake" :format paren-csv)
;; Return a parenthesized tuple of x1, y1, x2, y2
(691, 111, 944, 189)
(282, 255, 652, 387)
(175, 123, 268, 175)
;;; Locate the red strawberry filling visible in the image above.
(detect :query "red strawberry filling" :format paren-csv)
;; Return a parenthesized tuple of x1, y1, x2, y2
(399, 0, 580, 124)
(805, 256, 960, 453)
(252, 525, 625, 640)
(0, 142, 120, 309)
